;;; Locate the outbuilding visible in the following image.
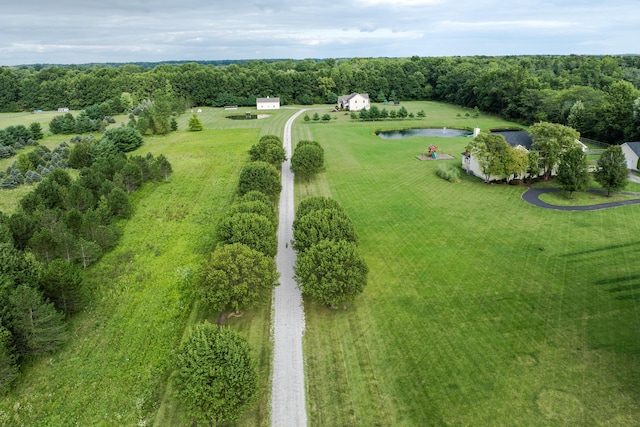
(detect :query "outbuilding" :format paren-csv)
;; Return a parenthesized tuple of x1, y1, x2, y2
(256, 97, 280, 110)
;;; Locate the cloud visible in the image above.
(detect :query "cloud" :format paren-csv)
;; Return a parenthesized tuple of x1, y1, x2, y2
(0, 0, 638, 65)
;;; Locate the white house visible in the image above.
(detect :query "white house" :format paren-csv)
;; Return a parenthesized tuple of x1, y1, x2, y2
(256, 97, 280, 110)
(462, 131, 588, 182)
(462, 131, 535, 181)
(337, 93, 369, 111)
(621, 142, 640, 170)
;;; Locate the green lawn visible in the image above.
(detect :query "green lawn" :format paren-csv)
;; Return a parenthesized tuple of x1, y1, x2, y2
(297, 102, 640, 426)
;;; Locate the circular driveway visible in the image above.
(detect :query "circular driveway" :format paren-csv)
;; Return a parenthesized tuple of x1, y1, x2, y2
(522, 187, 640, 211)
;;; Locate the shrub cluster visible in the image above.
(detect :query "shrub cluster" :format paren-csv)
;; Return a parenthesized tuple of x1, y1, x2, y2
(0, 123, 43, 159)
(248, 135, 286, 166)
(435, 163, 462, 183)
(292, 196, 368, 308)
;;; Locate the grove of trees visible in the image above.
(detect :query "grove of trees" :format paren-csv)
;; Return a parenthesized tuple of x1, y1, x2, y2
(0, 132, 173, 394)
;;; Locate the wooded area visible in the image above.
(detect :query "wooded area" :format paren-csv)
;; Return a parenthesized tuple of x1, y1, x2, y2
(1, 55, 640, 144)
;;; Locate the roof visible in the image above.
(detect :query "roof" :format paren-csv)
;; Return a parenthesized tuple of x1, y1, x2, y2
(491, 131, 533, 150)
(623, 141, 640, 156)
(256, 97, 280, 103)
(337, 93, 369, 103)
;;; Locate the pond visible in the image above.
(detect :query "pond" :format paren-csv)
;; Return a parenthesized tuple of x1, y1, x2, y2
(376, 127, 473, 139)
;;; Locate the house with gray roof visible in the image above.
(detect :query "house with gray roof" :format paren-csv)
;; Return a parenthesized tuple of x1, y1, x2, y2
(337, 93, 369, 111)
(462, 130, 586, 182)
(621, 142, 640, 170)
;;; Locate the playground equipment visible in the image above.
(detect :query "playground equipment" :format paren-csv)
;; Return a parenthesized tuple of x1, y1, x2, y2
(427, 144, 438, 159)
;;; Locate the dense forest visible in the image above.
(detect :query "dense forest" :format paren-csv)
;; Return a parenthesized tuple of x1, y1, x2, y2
(1, 55, 640, 143)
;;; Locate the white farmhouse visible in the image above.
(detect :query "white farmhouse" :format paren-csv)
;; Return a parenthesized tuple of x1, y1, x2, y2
(621, 142, 640, 170)
(256, 97, 280, 110)
(337, 93, 370, 111)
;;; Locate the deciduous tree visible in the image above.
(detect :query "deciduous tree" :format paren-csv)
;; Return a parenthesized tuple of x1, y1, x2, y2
(290, 142, 324, 181)
(216, 212, 277, 257)
(594, 145, 628, 196)
(293, 208, 357, 252)
(196, 243, 278, 314)
(557, 145, 589, 198)
(173, 323, 257, 426)
(237, 161, 281, 201)
(294, 239, 368, 308)
(529, 122, 580, 179)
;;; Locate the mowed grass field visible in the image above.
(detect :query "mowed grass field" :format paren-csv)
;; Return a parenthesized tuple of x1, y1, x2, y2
(0, 107, 297, 426)
(297, 102, 640, 426)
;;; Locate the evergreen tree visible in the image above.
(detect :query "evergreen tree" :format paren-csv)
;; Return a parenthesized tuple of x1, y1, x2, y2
(9, 285, 67, 357)
(187, 114, 203, 131)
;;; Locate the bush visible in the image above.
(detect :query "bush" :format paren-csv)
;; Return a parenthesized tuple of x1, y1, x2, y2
(237, 161, 281, 201)
(101, 126, 143, 153)
(435, 163, 461, 183)
(173, 323, 257, 426)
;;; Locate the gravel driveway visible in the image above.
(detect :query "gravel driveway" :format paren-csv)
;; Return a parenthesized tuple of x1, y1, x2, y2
(271, 109, 308, 426)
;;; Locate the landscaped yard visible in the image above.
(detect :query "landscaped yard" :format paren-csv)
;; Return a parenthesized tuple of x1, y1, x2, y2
(0, 101, 638, 425)
(297, 102, 640, 426)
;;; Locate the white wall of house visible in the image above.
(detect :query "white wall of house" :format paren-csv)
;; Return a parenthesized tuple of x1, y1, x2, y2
(621, 143, 640, 170)
(348, 94, 369, 111)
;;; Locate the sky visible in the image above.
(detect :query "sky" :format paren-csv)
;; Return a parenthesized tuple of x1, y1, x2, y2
(1, 0, 639, 66)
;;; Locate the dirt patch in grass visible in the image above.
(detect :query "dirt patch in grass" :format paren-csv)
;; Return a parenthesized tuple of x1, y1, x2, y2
(536, 389, 584, 421)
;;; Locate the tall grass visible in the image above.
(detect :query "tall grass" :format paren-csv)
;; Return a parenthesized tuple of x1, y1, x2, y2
(0, 121, 276, 425)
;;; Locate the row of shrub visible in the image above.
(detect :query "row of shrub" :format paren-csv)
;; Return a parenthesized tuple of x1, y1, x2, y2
(179, 134, 288, 425)
(0, 130, 172, 395)
(351, 106, 426, 121)
(291, 196, 368, 308)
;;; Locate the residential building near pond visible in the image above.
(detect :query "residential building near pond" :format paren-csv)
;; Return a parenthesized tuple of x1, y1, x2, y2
(462, 131, 534, 181)
(256, 97, 280, 110)
(462, 131, 588, 182)
(337, 93, 369, 111)
(621, 142, 640, 170)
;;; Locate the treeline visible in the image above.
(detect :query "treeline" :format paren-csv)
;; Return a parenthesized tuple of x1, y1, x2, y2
(2, 56, 640, 143)
(0, 133, 172, 394)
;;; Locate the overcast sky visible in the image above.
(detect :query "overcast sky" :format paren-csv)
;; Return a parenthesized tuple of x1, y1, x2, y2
(1, 0, 638, 66)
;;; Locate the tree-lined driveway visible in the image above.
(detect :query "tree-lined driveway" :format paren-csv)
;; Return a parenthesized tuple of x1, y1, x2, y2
(271, 109, 308, 427)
